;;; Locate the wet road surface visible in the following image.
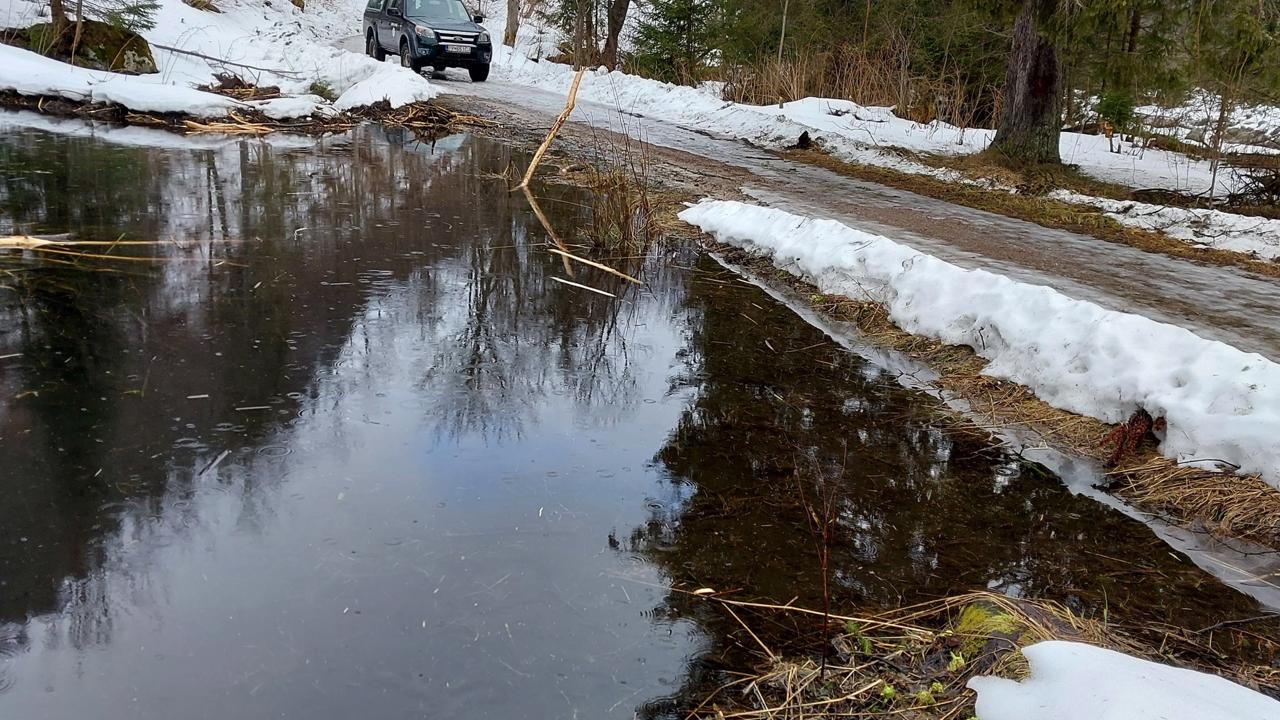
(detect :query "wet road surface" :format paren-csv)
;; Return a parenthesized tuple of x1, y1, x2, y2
(390, 56, 1280, 361)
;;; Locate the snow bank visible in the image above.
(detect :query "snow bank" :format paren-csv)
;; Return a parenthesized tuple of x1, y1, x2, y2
(333, 63, 437, 110)
(1, 0, 436, 118)
(1053, 190, 1280, 260)
(679, 199, 1280, 487)
(969, 641, 1280, 720)
(0, 44, 241, 116)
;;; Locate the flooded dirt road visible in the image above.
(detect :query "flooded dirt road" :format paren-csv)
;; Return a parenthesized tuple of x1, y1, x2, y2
(414, 68, 1280, 362)
(0, 115, 1275, 718)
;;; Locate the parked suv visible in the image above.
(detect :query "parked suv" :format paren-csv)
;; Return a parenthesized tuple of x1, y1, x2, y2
(363, 0, 492, 82)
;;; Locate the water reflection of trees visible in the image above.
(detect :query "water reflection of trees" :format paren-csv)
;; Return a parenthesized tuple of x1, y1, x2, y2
(630, 265, 1277, 716)
(0, 122, 667, 659)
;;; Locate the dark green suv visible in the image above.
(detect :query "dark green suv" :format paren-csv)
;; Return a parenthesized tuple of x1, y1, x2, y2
(363, 0, 493, 81)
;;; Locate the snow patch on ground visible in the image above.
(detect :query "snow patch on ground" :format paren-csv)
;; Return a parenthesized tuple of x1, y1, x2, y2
(969, 641, 1280, 720)
(680, 199, 1280, 488)
(1052, 190, 1280, 260)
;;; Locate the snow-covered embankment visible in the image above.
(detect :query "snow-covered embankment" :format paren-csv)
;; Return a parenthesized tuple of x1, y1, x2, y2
(0, 0, 434, 119)
(680, 199, 1280, 489)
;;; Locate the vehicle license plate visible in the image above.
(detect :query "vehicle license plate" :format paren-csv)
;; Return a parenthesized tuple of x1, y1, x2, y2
(445, 44, 469, 54)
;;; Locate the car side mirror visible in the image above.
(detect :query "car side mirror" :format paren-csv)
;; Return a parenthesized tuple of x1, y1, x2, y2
(473, 13, 484, 22)
(387, 6, 401, 16)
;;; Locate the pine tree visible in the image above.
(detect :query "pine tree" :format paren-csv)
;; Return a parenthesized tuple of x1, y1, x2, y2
(49, 0, 159, 33)
(631, 0, 722, 83)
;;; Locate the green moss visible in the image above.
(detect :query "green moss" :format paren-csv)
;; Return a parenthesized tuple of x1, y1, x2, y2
(952, 603, 1025, 656)
(913, 689, 937, 706)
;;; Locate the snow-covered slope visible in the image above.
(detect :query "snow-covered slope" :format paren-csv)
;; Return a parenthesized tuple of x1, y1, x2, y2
(680, 199, 1280, 489)
(0, 0, 434, 116)
(970, 641, 1280, 720)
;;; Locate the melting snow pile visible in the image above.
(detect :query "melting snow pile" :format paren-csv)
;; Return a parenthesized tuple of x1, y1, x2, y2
(679, 199, 1280, 488)
(968, 641, 1280, 720)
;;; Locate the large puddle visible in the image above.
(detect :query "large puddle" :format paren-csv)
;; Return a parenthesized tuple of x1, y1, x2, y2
(0, 116, 1275, 718)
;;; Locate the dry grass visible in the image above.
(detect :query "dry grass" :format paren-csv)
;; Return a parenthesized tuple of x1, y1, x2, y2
(719, 45, 994, 131)
(783, 147, 1280, 280)
(686, 590, 1276, 719)
(1108, 460, 1280, 546)
(936, 149, 1140, 202)
(709, 243, 1280, 549)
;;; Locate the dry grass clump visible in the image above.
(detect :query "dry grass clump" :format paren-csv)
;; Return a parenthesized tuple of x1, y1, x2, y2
(1107, 459, 1280, 546)
(936, 148, 1139, 202)
(688, 590, 1272, 720)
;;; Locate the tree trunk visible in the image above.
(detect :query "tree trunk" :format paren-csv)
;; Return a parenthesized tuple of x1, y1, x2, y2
(48, 0, 69, 38)
(1125, 7, 1141, 54)
(600, 0, 630, 70)
(502, 0, 518, 47)
(990, 0, 1062, 165)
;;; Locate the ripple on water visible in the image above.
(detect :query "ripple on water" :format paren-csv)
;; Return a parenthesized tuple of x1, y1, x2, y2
(0, 625, 23, 695)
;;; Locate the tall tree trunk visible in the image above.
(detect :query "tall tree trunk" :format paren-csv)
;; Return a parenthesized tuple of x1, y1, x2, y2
(1125, 7, 1141, 53)
(502, 0, 518, 47)
(990, 0, 1062, 165)
(600, 0, 631, 70)
(48, 0, 69, 44)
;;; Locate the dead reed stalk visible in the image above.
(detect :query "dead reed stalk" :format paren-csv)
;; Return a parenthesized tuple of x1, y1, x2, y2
(514, 68, 586, 191)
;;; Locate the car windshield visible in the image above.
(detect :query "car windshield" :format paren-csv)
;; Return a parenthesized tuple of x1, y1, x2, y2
(404, 0, 470, 22)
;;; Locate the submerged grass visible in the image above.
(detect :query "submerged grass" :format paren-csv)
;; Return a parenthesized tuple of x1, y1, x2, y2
(1107, 460, 1280, 545)
(686, 590, 1278, 719)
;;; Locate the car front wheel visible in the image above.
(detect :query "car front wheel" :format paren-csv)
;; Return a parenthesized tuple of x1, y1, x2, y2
(468, 64, 490, 82)
(400, 40, 421, 72)
(366, 32, 385, 61)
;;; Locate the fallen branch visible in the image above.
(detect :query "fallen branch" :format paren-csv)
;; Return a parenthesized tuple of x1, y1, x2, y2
(514, 68, 585, 192)
(521, 187, 574, 277)
(149, 43, 304, 77)
(548, 248, 642, 284)
(549, 275, 614, 297)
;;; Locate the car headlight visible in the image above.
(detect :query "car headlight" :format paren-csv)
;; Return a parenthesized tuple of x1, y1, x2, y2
(477, 30, 490, 44)
(414, 25, 435, 40)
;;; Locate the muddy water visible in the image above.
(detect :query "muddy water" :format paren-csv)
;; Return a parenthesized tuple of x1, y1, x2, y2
(0, 117, 1274, 718)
